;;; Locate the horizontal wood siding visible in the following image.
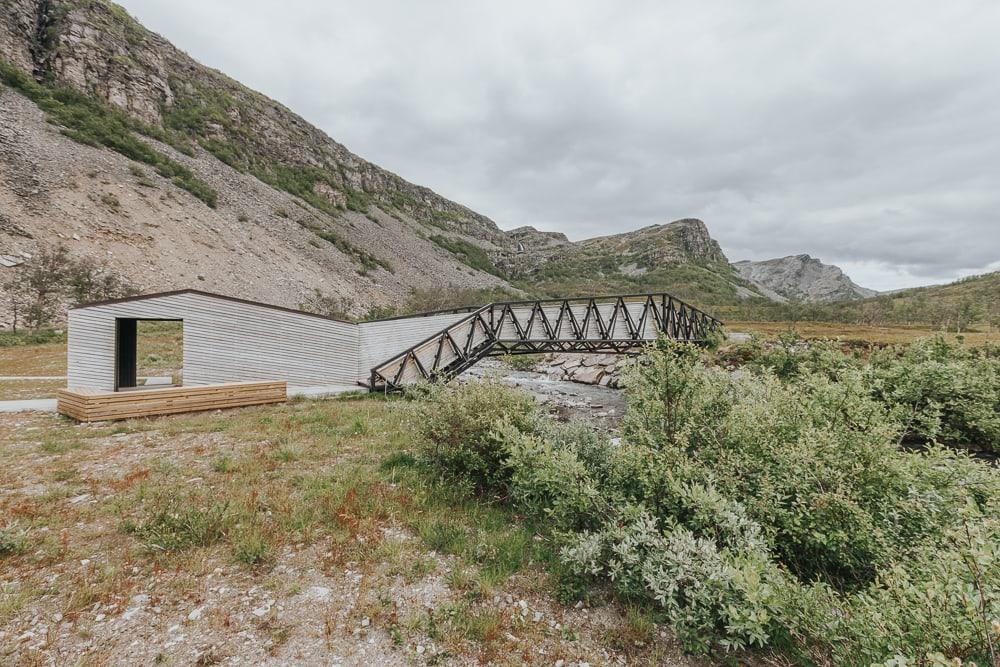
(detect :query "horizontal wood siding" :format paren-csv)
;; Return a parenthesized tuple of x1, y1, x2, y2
(58, 381, 286, 421)
(358, 312, 470, 380)
(67, 293, 359, 391)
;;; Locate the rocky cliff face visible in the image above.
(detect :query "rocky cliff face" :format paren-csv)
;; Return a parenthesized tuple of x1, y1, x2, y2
(733, 254, 877, 303)
(0, 0, 521, 323)
(2, 0, 508, 244)
(577, 218, 730, 267)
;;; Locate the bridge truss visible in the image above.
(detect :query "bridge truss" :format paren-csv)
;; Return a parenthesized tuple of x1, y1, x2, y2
(368, 293, 722, 393)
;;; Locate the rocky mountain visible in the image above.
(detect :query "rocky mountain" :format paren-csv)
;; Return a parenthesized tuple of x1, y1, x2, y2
(733, 254, 878, 303)
(0, 0, 517, 322)
(0, 0, 823, 328)
(497, 218, 768, 304)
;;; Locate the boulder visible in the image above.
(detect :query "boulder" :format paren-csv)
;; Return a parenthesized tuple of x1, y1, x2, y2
(573, 366, 605, 384)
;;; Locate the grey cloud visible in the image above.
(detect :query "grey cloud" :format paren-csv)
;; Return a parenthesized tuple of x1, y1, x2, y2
(120, 0, 1000, 291)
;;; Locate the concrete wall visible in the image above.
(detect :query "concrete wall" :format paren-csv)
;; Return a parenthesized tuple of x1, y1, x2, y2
(357, 312, 470, 380)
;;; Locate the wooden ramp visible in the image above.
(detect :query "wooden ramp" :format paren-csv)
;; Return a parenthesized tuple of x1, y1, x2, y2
(57, 381, 286, 422)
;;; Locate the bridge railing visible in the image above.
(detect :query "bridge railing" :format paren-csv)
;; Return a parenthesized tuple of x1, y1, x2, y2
(368, 293, 722, 392)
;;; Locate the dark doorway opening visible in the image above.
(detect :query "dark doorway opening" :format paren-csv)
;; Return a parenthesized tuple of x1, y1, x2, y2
(114, 318, 183, 391)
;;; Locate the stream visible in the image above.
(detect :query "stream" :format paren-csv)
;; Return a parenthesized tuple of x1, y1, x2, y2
(460, 359, 626, 427)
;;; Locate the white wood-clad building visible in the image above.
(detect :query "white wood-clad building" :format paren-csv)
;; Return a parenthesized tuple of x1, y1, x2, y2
(67, 289, 723, 396)
(66, 289, 458, 392)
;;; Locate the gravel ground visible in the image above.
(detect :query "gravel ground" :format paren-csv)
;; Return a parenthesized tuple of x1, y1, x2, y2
(0, 399, 705, 666)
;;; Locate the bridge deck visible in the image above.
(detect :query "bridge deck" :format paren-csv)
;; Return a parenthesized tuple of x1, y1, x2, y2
(368, 293, 721, 392)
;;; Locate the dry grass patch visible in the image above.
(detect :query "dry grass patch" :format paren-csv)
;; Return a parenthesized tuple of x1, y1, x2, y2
(0, 379, 65, 400)
(729, 320, 1000, 345)
(0, 341, 66, 376)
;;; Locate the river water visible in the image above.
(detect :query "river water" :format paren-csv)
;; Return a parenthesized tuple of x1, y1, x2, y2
(460, 359, 626, 427)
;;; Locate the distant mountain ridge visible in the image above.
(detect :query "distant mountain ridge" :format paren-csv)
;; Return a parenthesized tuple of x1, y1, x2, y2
(733, 254, 878, 303)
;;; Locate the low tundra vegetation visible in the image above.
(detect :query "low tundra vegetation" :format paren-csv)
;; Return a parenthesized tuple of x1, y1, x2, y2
(413, 338, 1000, 664)
(722, 333, 1000, 454)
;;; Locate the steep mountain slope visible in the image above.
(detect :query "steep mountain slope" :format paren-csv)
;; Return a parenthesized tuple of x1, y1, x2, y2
(501, 218, 769, 305)
(733, 254, 878, 303)
(0, 0, 513, 321)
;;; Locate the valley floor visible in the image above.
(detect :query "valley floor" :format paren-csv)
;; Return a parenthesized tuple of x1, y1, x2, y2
(728, 320, 1000, 345)
(0, 398, 703, 666)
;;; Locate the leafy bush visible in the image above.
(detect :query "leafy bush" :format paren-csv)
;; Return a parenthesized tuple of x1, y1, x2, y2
(232, 528, 270, 566)
(415, 339, 1000, 662)
(869, 337, 1000, 452)
(313, 228, 392, 273)
(411, 379, 539, 494)
(500, 353, 545, 371)
(0, 329, 66, 347)
(122, 501, 230, 551)
(723, 334, 1000, 453)
(0, 523, 28, 557)
(429, 235, 502, 277)
(720, 332, 861, 380)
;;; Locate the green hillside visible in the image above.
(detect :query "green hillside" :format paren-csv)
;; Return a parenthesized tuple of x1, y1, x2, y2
(507, 219, 768, 308)
(719, 271, 1000, 331)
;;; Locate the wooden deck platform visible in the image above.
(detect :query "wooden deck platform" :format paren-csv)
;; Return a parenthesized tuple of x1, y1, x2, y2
(57, 381, 287, 422)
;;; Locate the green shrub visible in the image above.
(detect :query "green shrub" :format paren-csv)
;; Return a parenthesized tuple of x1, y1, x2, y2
(780, 511, 1000, 666)
(416, 337, 1000, 661)
(122, 501, 230, 551)
(723, 332, 861, 381)
(500, 353, 544, 372)
(429, 235, 502, 277)
(411, 380, 539, 494)
(506, 419, 614, 533)
(0, 523, 28, 557)
(0, 329, 66, 347)
(313, 228, 392, 273)
(232, 528, 270, 566)
(719, 334, 1000, 454)
(869, 337, 1000, 452)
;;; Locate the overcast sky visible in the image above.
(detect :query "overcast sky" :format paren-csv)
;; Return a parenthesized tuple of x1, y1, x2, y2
(119, 0, 1000, 291)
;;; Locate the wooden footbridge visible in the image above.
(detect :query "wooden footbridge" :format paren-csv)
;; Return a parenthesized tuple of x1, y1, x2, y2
(368, 293, 723, 392)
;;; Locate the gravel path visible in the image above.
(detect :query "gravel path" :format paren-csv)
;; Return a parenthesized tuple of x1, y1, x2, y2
(0, 398, 57, 412)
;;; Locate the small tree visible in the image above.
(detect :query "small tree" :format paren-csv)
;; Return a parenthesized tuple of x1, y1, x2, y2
(953, 298, 982, 334)
(64, 256, 136, 305)
(1, 268, 30, 332)
(988, 311, 1000, 333)
(18, 245, 70, 329)
(2, 246, 135, 331)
